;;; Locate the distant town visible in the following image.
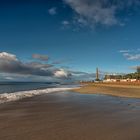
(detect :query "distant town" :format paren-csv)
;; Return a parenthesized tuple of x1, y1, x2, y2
(81, 67, 140, 83)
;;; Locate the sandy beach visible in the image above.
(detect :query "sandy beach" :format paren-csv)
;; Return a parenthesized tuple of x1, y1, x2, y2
(0, 90, 140, 140)
(1, 0, 140, 139)
(74, 83, 140, 98)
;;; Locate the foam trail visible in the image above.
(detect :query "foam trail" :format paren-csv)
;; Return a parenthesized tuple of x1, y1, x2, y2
(0, 87, 74, 104)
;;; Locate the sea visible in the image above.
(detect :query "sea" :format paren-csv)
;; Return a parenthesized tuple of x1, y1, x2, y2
(0, 82, 78, 104)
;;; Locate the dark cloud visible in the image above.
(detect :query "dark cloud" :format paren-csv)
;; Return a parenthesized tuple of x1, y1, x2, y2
(130, 66, 140, 72)
(72, 73, 96, 81)
(51, 58, 73, 65)
(0, 52, 101, 82)
(32, 54, 49, 61)
(68, 70, 96, 81)
(137, 66, 140, 73)
(0, 52, 70, 79)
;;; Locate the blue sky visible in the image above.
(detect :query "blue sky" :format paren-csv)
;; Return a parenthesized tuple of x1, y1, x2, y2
(0, 0, 140, 81)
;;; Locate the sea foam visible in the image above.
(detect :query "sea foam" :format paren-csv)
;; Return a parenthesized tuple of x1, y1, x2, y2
(0, 87, 74, 104)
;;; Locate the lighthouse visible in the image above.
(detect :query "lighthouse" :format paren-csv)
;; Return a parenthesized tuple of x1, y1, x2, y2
(96, 67, 100, 81)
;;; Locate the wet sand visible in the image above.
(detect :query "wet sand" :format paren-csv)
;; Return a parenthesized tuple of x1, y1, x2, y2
(74, 83, 140, 98)
(0, 91, 140, 140)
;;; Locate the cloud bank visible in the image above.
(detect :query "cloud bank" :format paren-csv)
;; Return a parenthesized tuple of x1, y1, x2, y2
(0, 52, 69, 80)
(0, 52, 99, 82)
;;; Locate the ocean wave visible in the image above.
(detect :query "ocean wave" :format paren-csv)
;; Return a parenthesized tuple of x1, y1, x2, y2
(0, 87, 74, 104)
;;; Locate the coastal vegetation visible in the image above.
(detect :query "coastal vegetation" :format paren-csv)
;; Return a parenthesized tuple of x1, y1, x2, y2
(104, 72, 140, 80)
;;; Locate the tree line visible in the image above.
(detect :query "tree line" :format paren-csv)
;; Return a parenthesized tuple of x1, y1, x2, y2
(104, 72, 140, 80)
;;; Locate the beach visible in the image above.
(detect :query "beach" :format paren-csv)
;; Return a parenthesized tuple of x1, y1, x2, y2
(74, 83, 140, 98)
(1, 0, 140, 139)
(1, 90, 140, 140)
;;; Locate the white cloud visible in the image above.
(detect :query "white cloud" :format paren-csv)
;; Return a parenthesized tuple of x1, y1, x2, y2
(0, 52, 18, 61)
(54, 69, 69, 78)
(63, 0, 140, 27)
(119, 48, 140, 61)
(48, 7, 57, 15)
(119, 50, 130, 53)
(62, 20, 70, 25)
(119, 48, 140, 53)
(123, 53, 140, 60)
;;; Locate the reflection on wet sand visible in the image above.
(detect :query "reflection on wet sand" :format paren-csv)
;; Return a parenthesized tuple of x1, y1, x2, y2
(0, 91, 140, 140)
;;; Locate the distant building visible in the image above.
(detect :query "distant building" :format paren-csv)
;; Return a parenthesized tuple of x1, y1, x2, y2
(103, 79, 117, 82)
(103, 74, 138, 83)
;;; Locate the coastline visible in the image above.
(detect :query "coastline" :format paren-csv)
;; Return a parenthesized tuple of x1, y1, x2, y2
(73, 83, 140, 98)
(1, 91, 140, 140)
(0, 87, 75, 104)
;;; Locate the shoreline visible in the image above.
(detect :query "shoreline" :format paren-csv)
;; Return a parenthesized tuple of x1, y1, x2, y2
(0, 90, 140, 140)
(73, 83, 140, 98)
(0, 87, 75, 104)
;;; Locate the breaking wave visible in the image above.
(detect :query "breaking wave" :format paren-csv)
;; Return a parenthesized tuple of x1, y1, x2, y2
(0, 87, 74, 104)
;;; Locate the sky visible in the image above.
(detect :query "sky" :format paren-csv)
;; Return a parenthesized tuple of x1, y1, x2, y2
(0, 0, 140, 82)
